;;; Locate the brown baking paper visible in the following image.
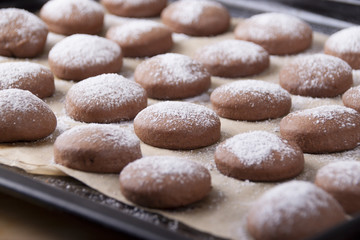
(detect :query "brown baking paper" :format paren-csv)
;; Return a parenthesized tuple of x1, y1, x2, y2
(1, 14, 359, 239)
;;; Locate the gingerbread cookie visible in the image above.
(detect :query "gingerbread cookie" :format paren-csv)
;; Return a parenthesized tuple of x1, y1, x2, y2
(161, 0, 230, 36)
(134, 53, 210, 99)
(0, 8, 48, 58)
(210, 80, 291, 121)
(101, 0, 167, 18)
(119, 156, 211, 208)
(280, 105, 360, 153)
(40, 0, 104, 35)
(234, 13, 312, 55)
(0, 62, 55, 99)
(193, 40, 269, 78)
(65, 74, 147, 123)
(48, 34, 122, 81)
(134, 101, 221, 149)
(247, 181, 346, 240)
(0, 89, 57, 143)
(279, 54, 353, 97)
(324, 26, 360, 69)
(343, 86, 360, 112)
(54, 124, 142, 173)
(106, 20, 173, 57)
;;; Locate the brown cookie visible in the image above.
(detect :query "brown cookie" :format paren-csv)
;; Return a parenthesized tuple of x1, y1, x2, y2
(48, 34, 122, 81)
(40, 0, 104, 35)
(279, 54, 353, 97)
(215, 131, 304, 181)
(0, 89, 57, 143)
(280, 105, 360, 153)
(119, 156, 211, 208)
(134, 101, 221, 150)
(210, 80, 291, 121)
(106, 20, 173, 57)
(101, 0, 167, 18)
(234, 13, 312, 55)
(134, 53, 210, 99)
(343, 86, 360, 112)
(193, 40, 269, 78)
(315, 161, 360, 215)
(65, 74, 147, 123)
(324, 26, 360, 69)
(0, 62, 55, 98)
(247, 181, 346, 240)
(0, 8, 48, 58)
(161, 0, 230, 36)
(54, 124, 142, 173)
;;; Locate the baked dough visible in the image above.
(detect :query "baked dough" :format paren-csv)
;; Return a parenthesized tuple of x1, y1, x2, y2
(40, 0, 104, 35)
(101, 0, 167, 18)
(215, 131, 304, 181)
(193, 39, 269, 78)
(279, 54, 353, 97)
(134, 101, 221, 149)
(161, 0, 230, 36)
(210, 80, 291, 121)
(106, 20, 173, 57)
(65, 74, 147, 123)
(0, 8, 48, 58)
(119, 156, 211, 208)
(54, 124, 142, 173)
(343, 86, 360, 112)
(234, 12, 312, 55)
(247, 181, 346, 240)
(0, 89, 57, 143)
(48, 34, 122, 81)
(134, 53, 210, 99)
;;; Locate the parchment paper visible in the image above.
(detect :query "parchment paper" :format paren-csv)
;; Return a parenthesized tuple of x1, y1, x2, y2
(0, 14, 359, 239)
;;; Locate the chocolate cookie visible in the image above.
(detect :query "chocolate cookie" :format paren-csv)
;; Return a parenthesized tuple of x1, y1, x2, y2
(40, 0, 104, 35)
(279, 54, 353, 97)
(101, 0, 167, 18)
(0, 8, 48, 58)
(134, 101, 221, 149)
(134, 53, 210, 99)
(106, 20, 173, 57)
(0, 89, 57, 143)
(65, 74, 147, 123)
(324, 26, 360, 69)
(343, 86, 360, 112)
(48, 34, 122, 81)
(0, 62, 55, 98)
(210, 80, 291, 121)
(234, 13, 312, 55)
(54, 124, 142, 173)
(119, 156, 211, 208)
(161, 0, 230, 36)
(193, 40, 269, 78)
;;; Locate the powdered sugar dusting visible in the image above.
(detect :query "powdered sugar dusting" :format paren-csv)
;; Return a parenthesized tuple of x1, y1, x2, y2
(326, 26, 360, 53)
(105, 0, 159, 6)
(49, 34, 120, 67)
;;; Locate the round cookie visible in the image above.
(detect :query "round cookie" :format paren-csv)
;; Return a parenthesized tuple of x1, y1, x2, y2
(315, 161, 360, 215)
(0, 8, 48, 58)
(40, 0, 104, 35)
(215, 131, 304, 181)
(193, 40, 269, 78)
(210, 80, 291, 121)
(0, 62, 55, 98)
(101, 0, 167, 18)
(65, 74, 147, 123)
(279, 54, 353, 98)
(324, 26, 360, 69)
(247, 181, 346, 240)
(0, 89, 57, 143)
(134, 53, 210, 99)
(48, 34, 122, 81)
(106, 20, 173, 57)
(161, 0, 230, 36)
(54, 124, 142, 173)
(234, 13, 312, 55)
(343, 85, 360, 112)
(280, 105, 360, 153)
(119, 156, 211, 208)
(134, 101, 221, 150)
